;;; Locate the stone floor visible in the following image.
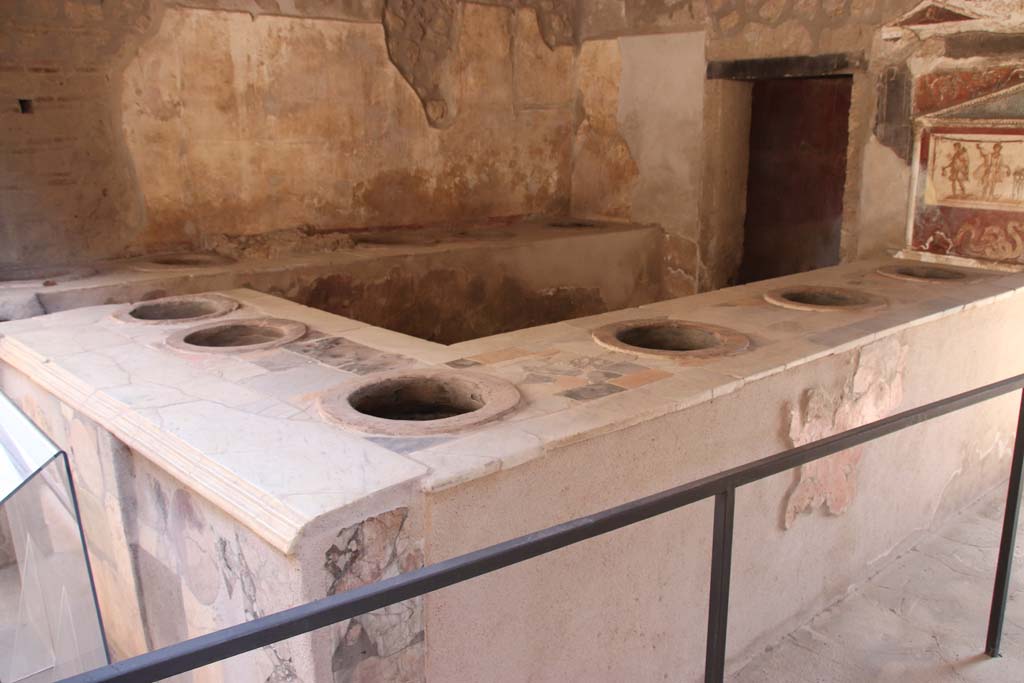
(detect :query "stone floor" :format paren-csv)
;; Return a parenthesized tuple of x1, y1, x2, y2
(731, 486, 1024, 682)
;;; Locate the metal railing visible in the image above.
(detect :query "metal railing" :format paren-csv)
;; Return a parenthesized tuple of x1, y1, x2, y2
(62, 373, 1024, 683)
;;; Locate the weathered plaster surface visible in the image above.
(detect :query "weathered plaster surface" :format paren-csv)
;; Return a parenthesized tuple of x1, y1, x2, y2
(173, 0, 383, 22)
(571, 32, 705, 295)
(784, 336, 907, 528)
(6, 0, 1024, 281)
(698, 78, 751, 290)
(2, 2, 578, 265)
(706, 0, 919, 60)
(122, 4, 574, 246)
(571, 40, 638, 221)
(855, 136, 912, 257)
(579, 0, 705, 39)
(0, 0, 156, 266)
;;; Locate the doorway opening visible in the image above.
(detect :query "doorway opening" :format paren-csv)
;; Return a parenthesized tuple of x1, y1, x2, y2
(737, 76, 853, 284)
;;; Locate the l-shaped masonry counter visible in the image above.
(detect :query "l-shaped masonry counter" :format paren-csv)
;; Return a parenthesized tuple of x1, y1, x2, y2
(1, 257, 1023, 682)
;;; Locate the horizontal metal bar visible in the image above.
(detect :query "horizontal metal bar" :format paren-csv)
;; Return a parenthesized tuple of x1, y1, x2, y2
(62, 372, 1024, 683)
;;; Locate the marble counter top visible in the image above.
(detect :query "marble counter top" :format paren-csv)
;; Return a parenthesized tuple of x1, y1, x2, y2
(2, 257, 1022, 553)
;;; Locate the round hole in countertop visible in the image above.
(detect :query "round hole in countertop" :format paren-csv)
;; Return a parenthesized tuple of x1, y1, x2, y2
(348, 376, 485, 421)
(592, 318, 750, 360)
(763, 286, 887, 312)
(119, 294, 239, 324)
(185, 323, 286, 347)
(167, 318, 307, 353)
(877, 264, 968, 282)
(316, 370, 522, 436)
(616, 321, 722, 352)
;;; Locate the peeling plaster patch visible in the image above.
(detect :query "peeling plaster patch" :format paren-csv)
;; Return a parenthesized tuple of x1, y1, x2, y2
(325, 509, 424, 683)
(783, 337, 908, 529)
(383, 0, 576, 127)
(384, 0, 461, 128)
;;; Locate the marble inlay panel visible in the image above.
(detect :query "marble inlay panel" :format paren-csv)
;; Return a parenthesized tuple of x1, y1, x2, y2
(289, 336, 423, 375)
(324, 509, 424, 683)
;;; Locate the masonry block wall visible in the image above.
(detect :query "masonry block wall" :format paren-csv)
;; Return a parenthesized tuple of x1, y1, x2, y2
(4, 1, 1024, 284)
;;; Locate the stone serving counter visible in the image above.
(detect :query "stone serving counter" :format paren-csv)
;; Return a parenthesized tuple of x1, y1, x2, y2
(0, 219, 664, 346)
(1, 257, 1023, 681)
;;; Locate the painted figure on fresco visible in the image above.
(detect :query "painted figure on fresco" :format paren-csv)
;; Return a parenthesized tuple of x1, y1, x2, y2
(975, 143, 1011, 200)
(941, 142, 970, 197)
(1013, 168, 1024, 201)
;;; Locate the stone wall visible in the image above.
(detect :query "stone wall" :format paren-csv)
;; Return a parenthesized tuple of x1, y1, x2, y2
(5, 0, 1024, 281)
(1, 1, 577, 266)
(0, 1, 154, 268)
(122, 4, 575, 251)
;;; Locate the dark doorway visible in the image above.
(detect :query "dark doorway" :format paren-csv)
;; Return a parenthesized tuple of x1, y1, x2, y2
(737, 76, 853, 284)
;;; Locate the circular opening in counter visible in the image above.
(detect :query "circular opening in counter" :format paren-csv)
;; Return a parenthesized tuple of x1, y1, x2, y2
(167, 318, 307, 354)
(318, 370, 521, 436)
(763, 286, 887, 313)
(0, 265, 95, 287)
(876, 264, 968, 283)
(131, 253, 236, 271)
(592, 319, 750, 361)
(115, 294, 239, 325)
(351, 378, 483, 421)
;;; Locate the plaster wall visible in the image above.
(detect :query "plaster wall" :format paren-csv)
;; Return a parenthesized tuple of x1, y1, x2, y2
(1, 1, 578, 266)
(122, 3, 575, 251)
(5, 0, 1024, 278)
(571, 31, 707, 296)
(0, 0, 153, 268)
(699, 78, 751, 289)
(422, 294, 1024, 680)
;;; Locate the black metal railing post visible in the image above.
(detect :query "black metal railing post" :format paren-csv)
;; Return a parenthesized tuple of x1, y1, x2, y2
(705, 488, 735, 683)
(986, 389, 1024, 657)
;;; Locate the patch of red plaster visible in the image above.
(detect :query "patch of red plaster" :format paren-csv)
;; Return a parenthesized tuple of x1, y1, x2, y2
(784, 337, 908, 529)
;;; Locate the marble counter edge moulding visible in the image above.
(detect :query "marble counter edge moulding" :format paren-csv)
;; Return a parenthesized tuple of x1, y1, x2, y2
(2, 258, 1024, 555)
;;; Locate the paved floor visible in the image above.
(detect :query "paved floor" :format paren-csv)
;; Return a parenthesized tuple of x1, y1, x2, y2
(732, 487, 1024, 683)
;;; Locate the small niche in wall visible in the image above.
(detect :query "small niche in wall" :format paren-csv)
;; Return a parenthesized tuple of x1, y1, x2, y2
(17, 99, 33, 114)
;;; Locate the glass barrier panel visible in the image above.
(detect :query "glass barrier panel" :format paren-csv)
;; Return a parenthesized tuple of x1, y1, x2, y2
(0, 392, 108, 682)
